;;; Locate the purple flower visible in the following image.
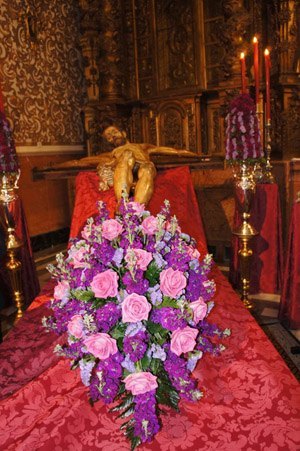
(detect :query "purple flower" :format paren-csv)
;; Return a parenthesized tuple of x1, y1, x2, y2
(89, 352, 123, 404)
(95, 302, 121, 332)
(133, 390, 160, 443)
(151, 307, 188, 331)
(164, 347, 198, 401)
(123, 331, 148, 362)
(123, 270, 149, 295)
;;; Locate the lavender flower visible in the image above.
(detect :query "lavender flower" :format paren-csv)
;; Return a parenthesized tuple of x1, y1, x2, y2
(79, 359, 95, 386)
(147, 284, 163, 306)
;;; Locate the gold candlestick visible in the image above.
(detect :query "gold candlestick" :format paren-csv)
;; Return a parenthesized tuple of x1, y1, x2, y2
(233, 163, 258, 309)
(263, 119, 274, 183)
(0, 172, 24, 321)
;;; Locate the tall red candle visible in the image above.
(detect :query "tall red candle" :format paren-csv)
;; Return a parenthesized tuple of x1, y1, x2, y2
(240, 52, 247, 94)
(264, 49, 271, 121)
(253, 37, 259, 109)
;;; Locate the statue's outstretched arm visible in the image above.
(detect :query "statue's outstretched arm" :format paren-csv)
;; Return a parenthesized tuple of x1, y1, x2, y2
(48, 151, 116, 169)
(147, 146, 199, 159)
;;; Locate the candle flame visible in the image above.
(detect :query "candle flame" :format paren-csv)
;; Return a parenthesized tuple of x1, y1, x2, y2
(240, 52, 245, 59)
(264, 49, 270, 56)
(253, 36, 258, 44)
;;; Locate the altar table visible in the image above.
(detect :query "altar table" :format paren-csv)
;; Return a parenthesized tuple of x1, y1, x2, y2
(0, 167, 299, 451)
(279, 200, 300, 329)
(230, 183, 283, 294)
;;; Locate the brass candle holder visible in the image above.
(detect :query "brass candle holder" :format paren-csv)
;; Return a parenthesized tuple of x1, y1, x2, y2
(233, 163, 258, 309)
(0, 171, 24, 320)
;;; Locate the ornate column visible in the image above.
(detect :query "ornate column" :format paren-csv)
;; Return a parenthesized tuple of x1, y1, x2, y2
(79, 0, 102, 155)
(218, 0, 251, 87)
(99, 0, 124, 102)
(79, 0, 127, 154)
(269, 0, 300, 158)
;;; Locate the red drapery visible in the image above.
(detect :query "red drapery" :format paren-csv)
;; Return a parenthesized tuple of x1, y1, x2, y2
(0, 168, 299, 451)
(279, 201, 300, 329)
(230, 184, 283, 294)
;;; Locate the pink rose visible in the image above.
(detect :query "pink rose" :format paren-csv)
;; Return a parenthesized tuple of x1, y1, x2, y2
(69, 247, 88, 268)
(54, 280, 70, 300)
(125, 249, 153, 271)
(122, 293, 152, 323)
(91, 269, 119, 298)
(123, 372, 158, 395)
(187, 246, 200, 260)
(160, 267, 186, 298)
(102, 219, 123, 240)
(170, 326, 198, 356)
(141, 216, 158, 235)
(67, 314, 84, 338)
(84, 333, 118, 360)
(127, 201, 145, 214)
(189, 297, 208, 324)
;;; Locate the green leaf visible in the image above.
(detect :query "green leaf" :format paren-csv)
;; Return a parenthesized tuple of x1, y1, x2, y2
(146, 321, 167, 336)
(110, 394, 134, 413)
(140, 354, 151, 371)
(71, 289, 94, 302)
(130, 435, 142, 451)
(156, 367, 180, 411)
(110, 322, 127, 339)
(144, 261, 160, 286)
(117, 403, 135, 419)
(157, 296, 181, 309)
(149, 358, 161, 374)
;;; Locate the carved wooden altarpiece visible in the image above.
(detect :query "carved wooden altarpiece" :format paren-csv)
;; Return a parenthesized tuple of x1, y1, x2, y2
(70, 1, 300, 259)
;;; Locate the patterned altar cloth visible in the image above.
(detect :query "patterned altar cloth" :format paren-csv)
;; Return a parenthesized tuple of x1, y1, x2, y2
(0, 167, 299, 450)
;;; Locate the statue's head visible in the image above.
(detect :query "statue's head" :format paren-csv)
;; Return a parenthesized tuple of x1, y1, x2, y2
(100, 118, 127, 147)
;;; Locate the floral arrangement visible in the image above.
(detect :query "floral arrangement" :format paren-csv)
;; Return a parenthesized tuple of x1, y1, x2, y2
(225, 93, 263, 163)
(44, 198, 229, 449)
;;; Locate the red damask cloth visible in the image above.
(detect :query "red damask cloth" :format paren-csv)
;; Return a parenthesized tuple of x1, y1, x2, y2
(0, 168, 299, 451)
(279, 201, 300, 329)
(230, 183, 283, 294)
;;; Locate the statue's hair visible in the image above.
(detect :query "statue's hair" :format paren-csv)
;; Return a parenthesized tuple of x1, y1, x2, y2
(99, 117, 123, 135)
